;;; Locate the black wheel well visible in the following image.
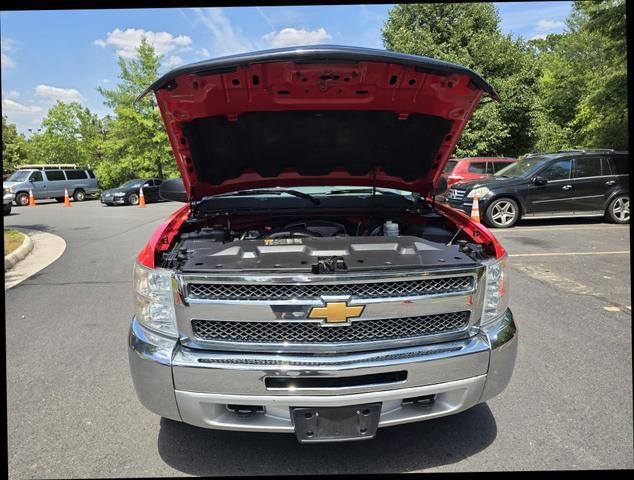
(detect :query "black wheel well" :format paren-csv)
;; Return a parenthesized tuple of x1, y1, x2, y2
(486, 194, 523, 217)
(604, 191, 629, 211)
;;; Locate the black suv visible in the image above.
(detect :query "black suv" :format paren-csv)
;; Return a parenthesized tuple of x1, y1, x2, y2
(445, 149, 629, 228)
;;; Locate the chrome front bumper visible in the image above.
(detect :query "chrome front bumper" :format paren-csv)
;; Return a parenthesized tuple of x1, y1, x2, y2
(128, 309, 517, 432)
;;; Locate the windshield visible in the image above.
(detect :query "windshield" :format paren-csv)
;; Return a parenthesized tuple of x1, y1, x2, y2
(120, 180, 143, 189)
(6, 170, 31, 182)
(443, 160, 458, 174)
(494, 156, 549, 177)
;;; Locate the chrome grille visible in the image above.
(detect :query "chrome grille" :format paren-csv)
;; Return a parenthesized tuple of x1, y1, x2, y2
(187, 276, 474, 301)
(447, 188, 466, 201)
(191, 311, 470, 345)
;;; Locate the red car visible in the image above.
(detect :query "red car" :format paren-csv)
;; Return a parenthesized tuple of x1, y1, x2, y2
(442, 157, 516, 189)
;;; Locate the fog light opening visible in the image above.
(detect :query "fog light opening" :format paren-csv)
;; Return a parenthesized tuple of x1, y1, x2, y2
(226, 404, 265, 418)
(402, 394, 436, 409)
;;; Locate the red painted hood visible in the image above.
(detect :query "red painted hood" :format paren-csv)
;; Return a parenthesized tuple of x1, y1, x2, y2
(142, 45, 498, 201)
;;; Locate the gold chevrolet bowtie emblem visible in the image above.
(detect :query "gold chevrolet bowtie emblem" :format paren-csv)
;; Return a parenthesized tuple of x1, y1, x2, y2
(309, 302, 364, 324)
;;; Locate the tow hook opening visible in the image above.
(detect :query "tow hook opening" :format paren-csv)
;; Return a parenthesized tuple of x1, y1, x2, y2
(226, 404, 265, 418)
(402, 394, 436, 409)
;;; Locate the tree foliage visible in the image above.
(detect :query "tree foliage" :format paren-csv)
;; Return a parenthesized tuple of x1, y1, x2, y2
(383, 1, 627, 156)
(382, 2, 540, 157)
(2, 115, 29, 172)
(95, 37, 177, 189)
(25, 101, 105, 167)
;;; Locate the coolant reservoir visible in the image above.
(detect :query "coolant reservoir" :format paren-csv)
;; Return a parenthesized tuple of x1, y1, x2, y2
(383, 220, 399, 237)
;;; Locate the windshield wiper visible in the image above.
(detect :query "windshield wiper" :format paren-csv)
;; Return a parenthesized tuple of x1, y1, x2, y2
(218, 188, 321, 205)
(328, 188, 399, 196)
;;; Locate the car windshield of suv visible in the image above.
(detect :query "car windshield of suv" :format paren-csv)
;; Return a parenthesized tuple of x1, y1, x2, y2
(6, 170, 31, 182)
(120, 180, 143, 189)
(494, 156, 549, 178)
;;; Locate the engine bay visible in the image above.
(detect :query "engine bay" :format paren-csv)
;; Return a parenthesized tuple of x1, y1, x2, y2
(161, 212, 486, 274)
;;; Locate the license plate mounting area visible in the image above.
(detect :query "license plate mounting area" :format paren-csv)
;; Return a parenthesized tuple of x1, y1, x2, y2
(291, 403, 382, 443)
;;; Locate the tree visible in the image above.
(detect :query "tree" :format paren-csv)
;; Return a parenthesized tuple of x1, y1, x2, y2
(96, 37, 177, 189)
(570, 0, 627, 149)
(529, 0, 627, 151)
(25, 102, 105, 166)
(382, 3, 540, 157)
(2, 115, 28, 172)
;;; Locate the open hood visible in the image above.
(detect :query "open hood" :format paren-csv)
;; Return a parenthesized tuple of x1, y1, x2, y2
(143, 45, 498, 201)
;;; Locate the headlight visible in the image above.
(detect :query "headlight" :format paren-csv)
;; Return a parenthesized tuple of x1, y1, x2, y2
(481, 255, 510, 325)
(114, 192, 125, 197)
(4, 187, 12, 194)
(467, 187, 491, 198)
(133, 261, 178, 337)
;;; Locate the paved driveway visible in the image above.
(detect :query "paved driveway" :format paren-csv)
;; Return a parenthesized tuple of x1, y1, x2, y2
(5, 200, 632, 476)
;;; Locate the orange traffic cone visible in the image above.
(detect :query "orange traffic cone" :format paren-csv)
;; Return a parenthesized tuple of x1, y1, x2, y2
(28, 189, 36, 207)
(64, 188, 72, 207)
(471, 195, 480, 222)
(139, 187, 146, 208)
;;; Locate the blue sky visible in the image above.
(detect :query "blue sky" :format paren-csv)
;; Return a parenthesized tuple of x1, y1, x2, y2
(1, 2, 572, 134)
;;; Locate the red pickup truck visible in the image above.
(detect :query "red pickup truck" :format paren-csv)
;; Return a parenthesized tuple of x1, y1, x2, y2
(128, 45, 517, 443)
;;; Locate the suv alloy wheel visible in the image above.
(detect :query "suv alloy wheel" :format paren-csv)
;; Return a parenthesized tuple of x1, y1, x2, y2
(485, 198, 520, 228)
(606, 194, 630, 224)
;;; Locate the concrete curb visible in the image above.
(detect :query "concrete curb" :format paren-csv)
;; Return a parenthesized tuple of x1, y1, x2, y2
(4, 231, 34, 271)
(5, 228, 67, 290)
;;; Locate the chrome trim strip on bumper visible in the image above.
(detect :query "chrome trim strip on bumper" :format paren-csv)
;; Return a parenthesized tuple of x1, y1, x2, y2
(171, 333, 490, 395)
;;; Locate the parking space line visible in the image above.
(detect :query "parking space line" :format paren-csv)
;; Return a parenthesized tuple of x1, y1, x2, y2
(497, 226, 629, 233)
(604, 306, 622, 312)
(509, 251, 630, 257)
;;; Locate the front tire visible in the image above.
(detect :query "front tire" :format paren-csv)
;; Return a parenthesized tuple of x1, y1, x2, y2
(606, 194, 630, 224)
(484, 197, 520, 228)
(128, 193, 139, 206)
(15, 192, 30, 206)
(73, 189, 86, 202)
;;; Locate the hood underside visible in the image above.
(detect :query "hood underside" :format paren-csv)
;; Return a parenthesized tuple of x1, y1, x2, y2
(145, 45, 498, 201)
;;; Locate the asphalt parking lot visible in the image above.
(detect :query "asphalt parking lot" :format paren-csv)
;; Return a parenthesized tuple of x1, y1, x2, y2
(5, 199, 632, 476)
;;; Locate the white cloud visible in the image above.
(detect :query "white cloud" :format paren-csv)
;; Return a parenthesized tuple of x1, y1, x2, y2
(529, 18, 567, 40)
(94, 28, 192, 58)
(1, 37, 17, 69)
(2, 98, 46, 133)
(6, 89, 20, 99)
(197, 48, 210, 57)
(1, 98, 43, 114)
(262, 27, 331, 48)
(193, 8, 255, 56)
(34, 84, 86, 104)
(536, 19, 566, 31)
(163, 55, 183, 69)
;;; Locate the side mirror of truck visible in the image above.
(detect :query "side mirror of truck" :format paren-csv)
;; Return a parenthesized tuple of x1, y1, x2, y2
(159, 177, 188, 203)
(532, 176, 547, 186)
